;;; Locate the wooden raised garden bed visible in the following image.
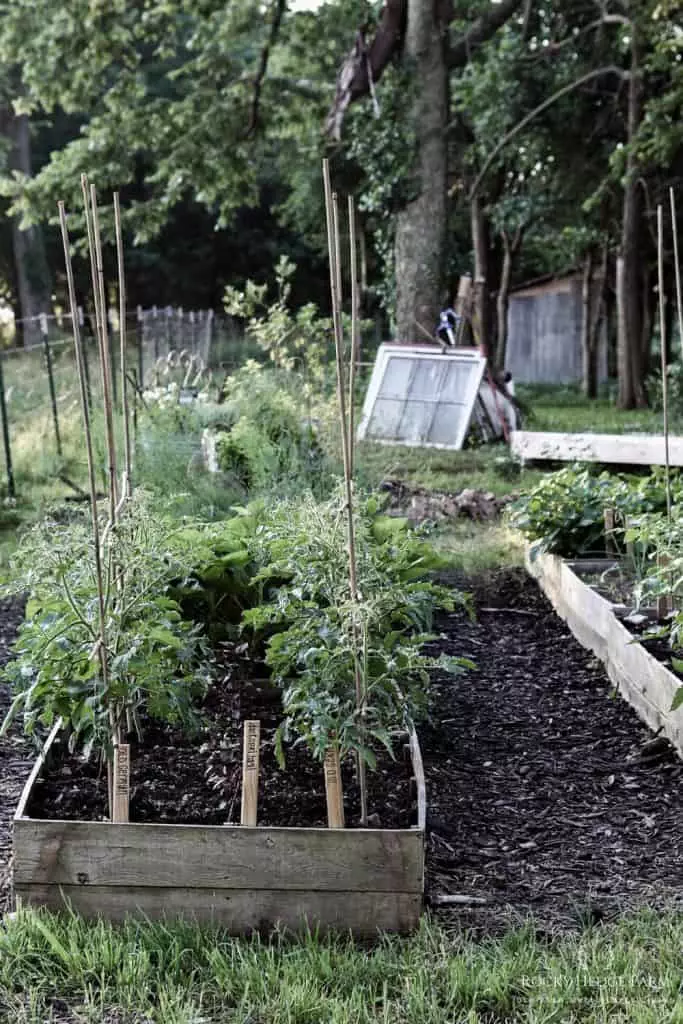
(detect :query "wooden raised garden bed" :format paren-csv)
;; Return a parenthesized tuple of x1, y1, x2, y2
(526, 546, 683, 757)
(13, 726, 426, 936)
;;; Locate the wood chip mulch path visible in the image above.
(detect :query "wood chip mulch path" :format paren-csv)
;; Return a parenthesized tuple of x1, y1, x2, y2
(424, 568, 683, 933)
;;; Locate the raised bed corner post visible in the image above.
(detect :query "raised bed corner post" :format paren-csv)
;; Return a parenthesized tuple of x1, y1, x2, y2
(324, 744, 345, 829)
(40, 313, 62, 458)
(323, 158, 368, 827)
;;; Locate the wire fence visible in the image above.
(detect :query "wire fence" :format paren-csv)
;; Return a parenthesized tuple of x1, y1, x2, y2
(0, 306, 261, 499)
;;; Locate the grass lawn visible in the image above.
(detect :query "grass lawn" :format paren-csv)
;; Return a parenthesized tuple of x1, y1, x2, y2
(1, 907, 682, 1023)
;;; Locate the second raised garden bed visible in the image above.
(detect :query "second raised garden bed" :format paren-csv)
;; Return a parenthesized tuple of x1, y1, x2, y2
(526, 547, 683, 757)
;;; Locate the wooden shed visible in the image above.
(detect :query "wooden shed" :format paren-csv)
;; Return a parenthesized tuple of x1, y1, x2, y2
(505, 273, 608, 385)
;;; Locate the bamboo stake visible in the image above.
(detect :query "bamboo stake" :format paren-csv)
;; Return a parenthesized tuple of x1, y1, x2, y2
(113, 192, 132, 496)
(671, 188, 683, 362)
(657, 203, 672, 521)
(81, 176, 118, 520)
(603, 507, 616, 557)
(58, 202, 122, 820)
(322, 159, 368, 827)
(91, 184, 119, 509)
(347, 195, 360, 476)
(657, 202, 673, 618)
(240, 720, 260, 827)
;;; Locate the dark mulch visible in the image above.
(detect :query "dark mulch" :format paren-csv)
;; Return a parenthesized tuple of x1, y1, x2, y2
(3, 570, 683, 932)
(29, 644, 414, 830)
(424, 568, 683, 932)
(0, 596, 31, 913)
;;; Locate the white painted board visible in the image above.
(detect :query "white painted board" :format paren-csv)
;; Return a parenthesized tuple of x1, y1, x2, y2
(511, 431, 683, 467)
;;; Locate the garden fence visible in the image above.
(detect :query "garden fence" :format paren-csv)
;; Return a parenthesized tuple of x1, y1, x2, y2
(0, 306, 257, 499)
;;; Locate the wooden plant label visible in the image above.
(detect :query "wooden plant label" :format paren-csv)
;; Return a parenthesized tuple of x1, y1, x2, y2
(240, 720, 260, 827)
(324, 746, 345, 829)
(112, 743, 130, 823)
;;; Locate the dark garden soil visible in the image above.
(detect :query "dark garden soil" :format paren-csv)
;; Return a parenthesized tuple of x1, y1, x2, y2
(0, 596, 30, 913)
(2, 571, 683, 932)
(28, 646, 415, 830)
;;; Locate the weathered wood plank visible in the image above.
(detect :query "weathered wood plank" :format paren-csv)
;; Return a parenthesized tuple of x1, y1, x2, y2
(512, 431, 683, 467)
(526, 547, 683, 757)
(13, 820, 423, 892)
(240, 720, 260, 827)
(408, 727, 426, 833)
(15, 885, 421, 934)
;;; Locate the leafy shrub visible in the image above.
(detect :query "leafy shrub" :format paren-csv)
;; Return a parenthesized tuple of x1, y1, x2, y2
(509, 465, 683, 557)
(242, 491, 471, 768)
(215, 420, 277, 490)
(224, 256, 332, 388)
(1, 493, 212, 758)
(213, 363, 328, 495)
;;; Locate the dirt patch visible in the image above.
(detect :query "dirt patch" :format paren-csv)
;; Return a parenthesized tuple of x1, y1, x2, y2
(380, 479, 514, 524)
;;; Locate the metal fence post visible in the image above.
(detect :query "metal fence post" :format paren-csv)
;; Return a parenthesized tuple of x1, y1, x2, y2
(40, 313, 62, 457)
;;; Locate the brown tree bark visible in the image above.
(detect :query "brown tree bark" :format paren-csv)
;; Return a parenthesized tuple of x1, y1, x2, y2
(394, 0, 448, 342)
(328, 0, 525, 343)
(617, 26, 647, 408)
(581, 250, 598, 398)
(495, 225, 523, 368)
(470, 195, 491, 353)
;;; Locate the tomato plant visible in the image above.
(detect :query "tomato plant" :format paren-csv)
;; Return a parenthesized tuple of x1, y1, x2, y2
(242, 491, 472, 768)
(2, 492, 212, 758)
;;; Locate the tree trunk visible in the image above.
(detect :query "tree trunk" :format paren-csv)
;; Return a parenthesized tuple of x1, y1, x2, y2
(616, 26, 646, 409)
(581, 250, 597, 398)
(471, 194, 492, 354)
(7, 114, 52, 346)
(495, 227, 523, 369)
(394, 0, 448, 343)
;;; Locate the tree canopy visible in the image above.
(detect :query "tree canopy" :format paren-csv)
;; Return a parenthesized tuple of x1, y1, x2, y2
(0, 0, 679, 405)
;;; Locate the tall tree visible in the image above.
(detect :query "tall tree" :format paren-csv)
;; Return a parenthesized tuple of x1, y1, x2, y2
(328, 0, 526, 341)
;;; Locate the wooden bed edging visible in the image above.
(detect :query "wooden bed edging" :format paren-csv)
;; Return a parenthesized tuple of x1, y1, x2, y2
(13, 728, 426, 935)
(511, 430, 683, 467)
(525, 546, 683, 758)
